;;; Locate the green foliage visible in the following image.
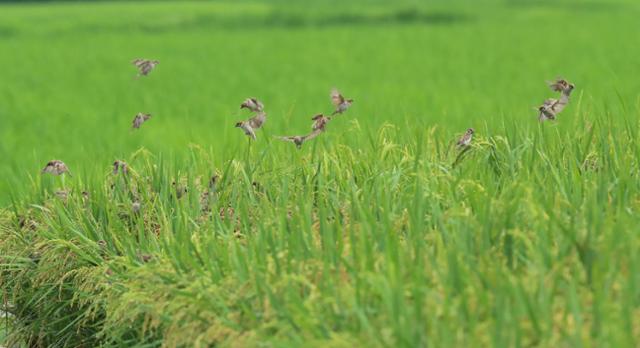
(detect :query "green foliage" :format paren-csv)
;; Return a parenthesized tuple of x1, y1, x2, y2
(1, 0, 640, 347)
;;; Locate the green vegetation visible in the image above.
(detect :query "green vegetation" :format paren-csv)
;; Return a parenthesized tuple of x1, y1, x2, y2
(1, 0, 639, 347)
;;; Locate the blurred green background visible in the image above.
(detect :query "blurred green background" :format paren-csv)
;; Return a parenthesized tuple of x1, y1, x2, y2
(0, 0, 638, 204)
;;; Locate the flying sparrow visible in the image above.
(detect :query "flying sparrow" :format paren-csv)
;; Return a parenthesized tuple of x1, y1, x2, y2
(548, 79, 575, 93)
(42, 160, 72, 176)
(113, 160, 128, 175)
(330, 88, 354, 116)
(132, 113, 151, 129)
(311, 114, 331, 131)
(275, 129, 323, 149)
(132, 59, 159, 78)
(456, 128, 474, 148)
(240, 98, 264, 113)
(235, 111, 267, 140)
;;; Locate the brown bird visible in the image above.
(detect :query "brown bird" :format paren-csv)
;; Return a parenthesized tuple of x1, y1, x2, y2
(113, 160, 128, 175)
(132, 59, 159, 78)
(456, 128, 474, 148)
(235, 111, 267, 140)
(275, 129, 323, 149)
(42, 160, 72, 176)
(132, 112, 151, 129)
(311, 114, 331, 131)
(538, 79, 575, 122)
(240, 98, 264, 112)
(330, 88, 354, 116)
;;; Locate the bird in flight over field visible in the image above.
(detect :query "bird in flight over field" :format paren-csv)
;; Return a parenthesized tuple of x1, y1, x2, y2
(275, 129, 323, 149)
(456, 128, 474, 148)
(311, 114, 331, 131)
(235, 111, 267, 140)
(132, 59, 159, 78)
(330, 88, 354, 116)
(132, 113, 152, 129)
(240, 98, 265, 113)
(42, 160, 72, 176)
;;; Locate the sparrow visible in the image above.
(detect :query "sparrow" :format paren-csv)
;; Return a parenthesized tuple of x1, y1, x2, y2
(311, 114, 331, 131)
(132, 59, 159, 78)
(113, 160, 128, 175)
(42, 160, 72, 176)
(456, 128, 474, 148)
(240, 98, 264, 112)
(132, 113, 151, 129)
(330, 88, 354, 116)
(235, 112, 267, 140)
(275, 129, 323, 149)
(547, 79, 575, 93)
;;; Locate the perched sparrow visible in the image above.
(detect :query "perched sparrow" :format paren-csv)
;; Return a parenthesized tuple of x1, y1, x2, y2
(311, 114, 331, 131)
(275, 129, 323, 149)
(113, 160, 128, 175)
(132, 113, 151, 129)
(240, 98, 264, 112)
(330, 88, 354, 116)
(235, 112, 267, 140)
(132, 59, 159, 78)
(42, 160, 72, 176)
(456, 128, 474, 148)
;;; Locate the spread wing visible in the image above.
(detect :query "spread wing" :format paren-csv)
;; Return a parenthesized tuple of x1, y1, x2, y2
(237, 123, 255, 138)
(248, 112, 266, 129)
(542, 98, 558, 108)
(275, 135, 298, 143)
(551, 99, 568, 114)
(331, 88, 344, 106)
(303, 129, 323, 141)
(548, 79, 568, 92)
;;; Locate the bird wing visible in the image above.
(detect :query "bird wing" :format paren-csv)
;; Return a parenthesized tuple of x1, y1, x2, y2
(331, 89, 344, 106)
(275, 136, 297, 143)
(303, 129, 323, 141)
(551, 99, 568, 114)
(248, 112, 266, 129)
(548, 79, 568, 92)
(542, 98, 558, 107)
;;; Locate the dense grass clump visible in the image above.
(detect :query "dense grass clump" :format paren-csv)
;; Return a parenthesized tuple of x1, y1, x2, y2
(1, 0, 640, 347)
(2, 118, 640, 346)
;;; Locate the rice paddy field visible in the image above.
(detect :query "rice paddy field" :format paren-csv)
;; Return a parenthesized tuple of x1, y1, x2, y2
(1, 0, 640, 346)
